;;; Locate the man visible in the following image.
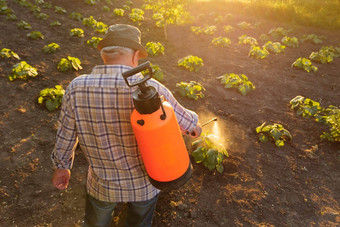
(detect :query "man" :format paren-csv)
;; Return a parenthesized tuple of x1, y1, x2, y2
(51, 24, 201, 227)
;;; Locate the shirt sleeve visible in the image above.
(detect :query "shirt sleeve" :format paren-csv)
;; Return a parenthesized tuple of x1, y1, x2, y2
(147, 79, 199, 134)
(51, 84, 78, 169)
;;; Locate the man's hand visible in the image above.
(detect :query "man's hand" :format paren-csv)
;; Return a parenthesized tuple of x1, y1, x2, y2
(52, 169, 71, 190)
(190, 124, 202, 138)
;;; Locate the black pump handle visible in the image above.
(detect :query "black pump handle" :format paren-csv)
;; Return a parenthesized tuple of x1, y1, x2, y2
(122, 61, 153, 87)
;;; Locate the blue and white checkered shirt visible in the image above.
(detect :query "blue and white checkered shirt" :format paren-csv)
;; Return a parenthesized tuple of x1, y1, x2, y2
(51, 65, 199, 202)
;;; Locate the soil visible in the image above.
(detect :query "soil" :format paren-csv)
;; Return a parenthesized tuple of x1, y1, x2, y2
(0, 0, 339, 226)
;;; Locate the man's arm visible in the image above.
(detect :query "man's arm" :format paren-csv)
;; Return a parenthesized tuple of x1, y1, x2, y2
(51, 85, 78, 189)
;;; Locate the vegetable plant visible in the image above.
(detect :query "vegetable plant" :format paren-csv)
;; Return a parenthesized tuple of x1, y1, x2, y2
(249, 45, 269, 59)
(191, 26, 216, 35)
(176, 81, 205, 100)
(256, 122, 292, 147)
(69, 12, 83, 21)
(309, 46, 340, 64)
(83, 16, 97, 28)
(290, 95, 323, 119)
(178, 55, 204, 72)
(192, 131, 228, 173)
(85, 0, 97, 5)
(291, 57, 317, 72)
(238, 35, 258, 46)
(223, 25, 234, 33)
(141, 63, 164, 81)
(54, 6, 66, 14)
(1, 48, 20, 60)
(35, 12, 49, 20)
(211, 36, 231, 48)
(17, 20, 31, 29)
(263, 41, 286, 54)
(319, 105, 340, 142)
(113, 8, 124, 16)
(128, 8, 144, 25)
(58, 56, 82, 72)
(42, 43, 60, 53)
(145, 42, 164, 56)
(6, 14, 17, 21)
(102, 6, 110, 12)
(95, 22, 108, 34)
(70, 28, 84, 37)
(216, 73, 255, 96)
(8, 61, 38, 81)
(50, 21, 61, 27)
(268, 27, 292, 39)
(301, 34, 326, 44)
(87, 37, 102, 48)
(38, 85, 65, 111)
(259, 34, 270, 42)
(27, 31, 44, 40)
(281, 36, 299, 48)
(238, 21, 251, 30)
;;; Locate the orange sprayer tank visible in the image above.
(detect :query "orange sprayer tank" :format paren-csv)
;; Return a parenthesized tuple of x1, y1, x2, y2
(122, 61, 192, 190)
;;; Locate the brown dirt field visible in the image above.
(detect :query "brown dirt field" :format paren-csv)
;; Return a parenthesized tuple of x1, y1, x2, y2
(0, 0, 339, 226)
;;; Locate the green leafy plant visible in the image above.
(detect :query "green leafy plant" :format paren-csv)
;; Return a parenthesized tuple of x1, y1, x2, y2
(176, 81, 205, 100)
(27, 31, 44, 40)
(57, 56, 82, 72)
(1, 48, 20, 60)
(263, 41, 286, 54)
(42, 43, 60, 53)
(85, 0, 97, 5)
(256, 122, 292, 147)
(301, 34, 326, 44)
(122, 4, 130, 11)
(259, 34, 270, 42)
(113, 8, 124, 16)
(223, 25, 234, 33)
(129, 8, 144, 25)
(281, 36, 299, 48)
(268, 27, 292, 39)
(70, 28, 84, 37)
(216, 73, 255, 96)
(145, 42, 164, 56)
(141, 63, 164, 81)
(8, 61, 38, 81)
(83, 16, 97, 28)
(238, 21, 252, 30)
(191, 25, 216, 35)
(17, 20, 31, 29)
(38, 85, 65, 111)
(35, 12, 49, 20)
(249, 45, 269, 59)
(238, 35, 258, 46)
(319, 105, 340, 142)
(95, 22, 108, 34)
(6, 13, 17, 21)
(192, 131, 228, 173)
(87, 37, 102, 48)
(102, 5, 110, 12)
(50, 20, 61, 27)
(69, 12, 83, 21)
(54, 6, 66, 14)
(309, 46, 340, 64)
(290, 95, 323, 119)
(178, 55, 204, 72)
(211, 36, 231, 48)
(291, 57, 318, 72)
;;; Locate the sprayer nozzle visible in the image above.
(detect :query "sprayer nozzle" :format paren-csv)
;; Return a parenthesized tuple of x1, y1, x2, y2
(201, 117, 218, 127)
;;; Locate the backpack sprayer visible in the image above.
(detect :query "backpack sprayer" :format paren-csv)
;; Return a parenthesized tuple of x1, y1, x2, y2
(122, 62, 218, 190)
(122, 61, 193, 190)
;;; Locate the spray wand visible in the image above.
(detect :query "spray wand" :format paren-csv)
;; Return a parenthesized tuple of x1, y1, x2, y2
(189, 117, 217, 137)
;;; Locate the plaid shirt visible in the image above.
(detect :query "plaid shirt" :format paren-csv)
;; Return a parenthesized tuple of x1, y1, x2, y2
(51, 65, 198, 202)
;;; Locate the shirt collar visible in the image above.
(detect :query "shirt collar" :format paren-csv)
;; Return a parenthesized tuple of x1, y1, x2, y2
(91, 65, 133, 75)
